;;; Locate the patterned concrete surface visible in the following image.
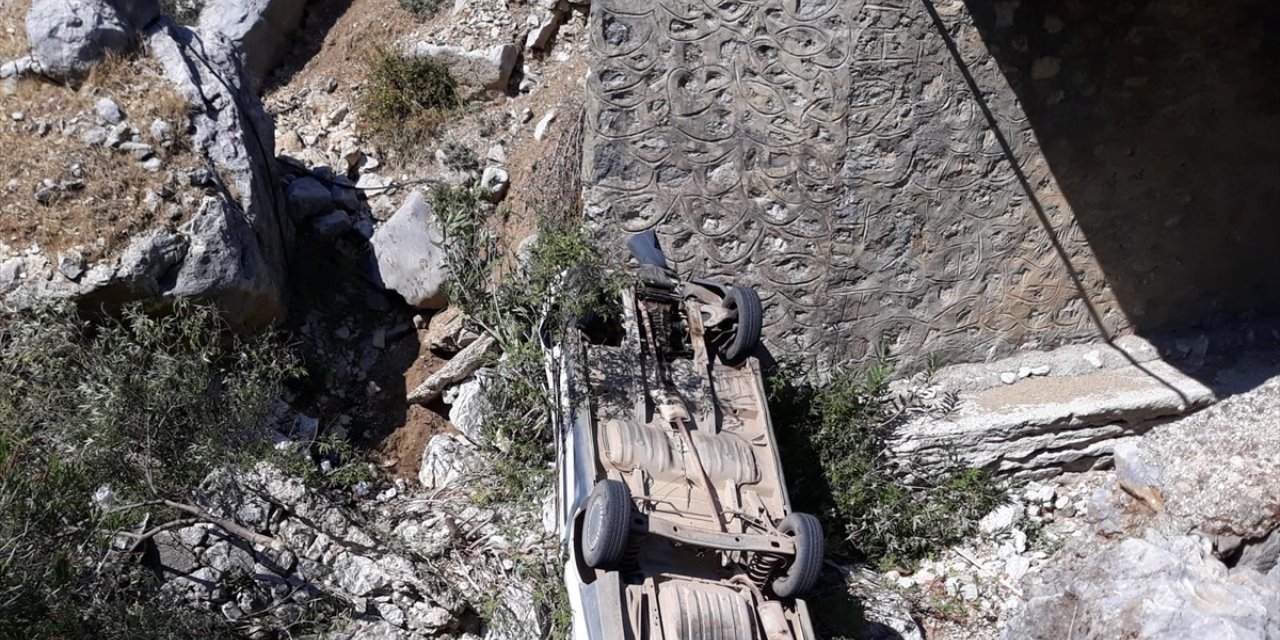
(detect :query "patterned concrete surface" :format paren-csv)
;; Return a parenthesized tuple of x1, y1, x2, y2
(582, 0, 1128, 369)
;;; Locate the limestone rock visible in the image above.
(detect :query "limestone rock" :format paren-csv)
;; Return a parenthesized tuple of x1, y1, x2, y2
(447, 371, 491, 446)
(418, 433, 485, 489)
(148, 19, 291, 328)
(1003, 535, 1280, 640)
(198, 0, 306, 84)
(368, 190, 449, 309)
(332, 554, 391, 596)
(533, 109, 556, 141)
(286, 176, 332, 220)
(890, 339, 1215, 476)
(203, 539, 256, 574)
(1111, 375, 1280, 540)
(423, 306, 479, 353)
(407, 334, 497, 405)
(404, 42, 518, 91)
(166, 196, 285, 328)
(96, 96, 123, 123)
(525, 12, 564, 51)
(479, 166, 509, 203)
(154, 530, 200, 576)
(26, 0, 160, 80)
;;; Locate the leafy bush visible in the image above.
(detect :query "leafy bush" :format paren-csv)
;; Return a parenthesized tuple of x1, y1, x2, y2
(433, 185, 622, 499)
(0, 302, 299, 636)
(770, 360, 1006, 570)
(439, 140, 481, 174)
(364, 51, 461, 154)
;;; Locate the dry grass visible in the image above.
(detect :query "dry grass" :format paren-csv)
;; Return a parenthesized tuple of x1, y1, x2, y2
(0, 0, 30, 63)
(0, 50, 202, 260)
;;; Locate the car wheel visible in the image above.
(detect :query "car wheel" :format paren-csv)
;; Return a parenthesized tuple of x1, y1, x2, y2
(718, 286, 763, 366)
(771, 512, 824, 598)
(582, 479, 632, 569)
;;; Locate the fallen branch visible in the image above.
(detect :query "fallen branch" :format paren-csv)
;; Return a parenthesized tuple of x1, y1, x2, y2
(107, 499, 282, 551)
(163, 500, 283, 550)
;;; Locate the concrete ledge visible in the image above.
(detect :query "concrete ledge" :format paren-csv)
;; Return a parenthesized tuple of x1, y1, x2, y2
(891, 342, 1216, 477)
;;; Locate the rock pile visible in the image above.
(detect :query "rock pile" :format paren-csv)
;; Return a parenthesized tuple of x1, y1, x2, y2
(152, 462, 555, 639)
(999, 374, 1280, 640)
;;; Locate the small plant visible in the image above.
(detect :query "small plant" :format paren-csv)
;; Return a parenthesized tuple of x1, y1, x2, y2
(275, 433, 378, 493)
(399, 0, 447, 20)
(161, 0, 205, 24)
(770, 358, 1006, 570)
(439, 140, 481, 174)
(364, 51, 461, 155)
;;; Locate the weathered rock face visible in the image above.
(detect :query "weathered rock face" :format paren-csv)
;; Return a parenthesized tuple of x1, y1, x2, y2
(26, 0, 160, 80)
(2, 18, 290, 329)
(889, 337, 1215, 477)
(1003, 534, 1280, 640)
(997, 374, 1280, 638)
(163, 196, 284, 326)
(368, 190, 449, 310)
(198, 0, 306, 85)
(159, 462, 551, 638)
(583, 0, 1280, 369)
(1111, 375, 1280, 541)
(419, 433, 486, 490)
(146, 20, 290, 326)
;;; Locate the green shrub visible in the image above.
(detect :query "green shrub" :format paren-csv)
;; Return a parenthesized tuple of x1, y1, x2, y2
(770, 360, 1006, 570)
(432, 186, 623, 500)
(0, 302, 300, 636)
(364, 51, 461, 154)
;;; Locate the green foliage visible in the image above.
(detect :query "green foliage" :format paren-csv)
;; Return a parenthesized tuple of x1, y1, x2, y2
(433, 184, 623, 501)
(439, 140, 481, 174)
(276, 433, 377, 492)
(364, 51, 461, 154)
(770, 360, 1006, 570)
(0, 302, 299, 635)
(399, 0, 447, 20)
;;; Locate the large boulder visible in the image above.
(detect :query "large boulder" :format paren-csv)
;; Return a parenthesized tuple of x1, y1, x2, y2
(368, 190, 449, 310)
(1003, 534, 1280, 640)
(3, 20, 291, 329)
(198, 0, 306, 86)
(26, 0, 160, 80)
(146, 20, 291, 326)
(1111, 375, 1280, 541)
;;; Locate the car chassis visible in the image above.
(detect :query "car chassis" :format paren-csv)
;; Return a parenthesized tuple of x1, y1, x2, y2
(553, 232, 823, 640)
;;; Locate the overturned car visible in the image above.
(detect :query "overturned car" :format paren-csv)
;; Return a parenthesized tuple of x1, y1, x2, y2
(552, 232, 823, 639)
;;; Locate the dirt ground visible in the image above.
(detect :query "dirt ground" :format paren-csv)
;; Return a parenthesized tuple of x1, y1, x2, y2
(0, 12, 200, 260)
(367, 332, 457, 481)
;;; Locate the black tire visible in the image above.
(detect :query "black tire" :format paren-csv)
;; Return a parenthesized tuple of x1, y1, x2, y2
(581, 479, 632, 569)
(719, 286, 763, 366)
(771, 512, 824, 599)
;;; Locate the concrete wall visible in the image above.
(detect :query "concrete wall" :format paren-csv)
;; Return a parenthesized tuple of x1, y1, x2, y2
(965, 0, 1280, 332)
(582, 0, 1279, 369)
